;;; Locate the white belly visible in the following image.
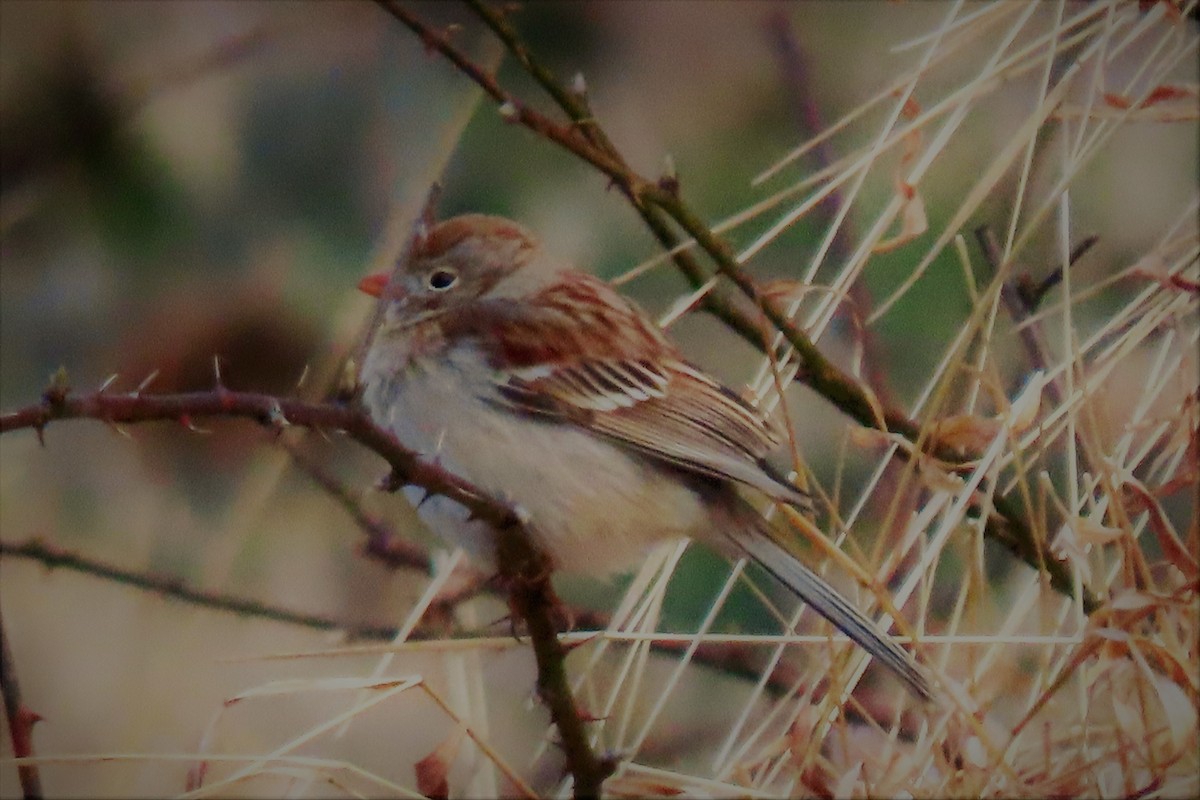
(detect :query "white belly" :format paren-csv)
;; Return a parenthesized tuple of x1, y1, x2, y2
(362, 348, 709, 574)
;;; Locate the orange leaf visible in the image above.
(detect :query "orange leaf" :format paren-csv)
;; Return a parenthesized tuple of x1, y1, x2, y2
(1123, 478, 1199, 578)
(415, 726, 465, 800)
(1141, 84, 1194, 107)
(1103, 92, 1133, 109)
(927, 413, 1002, 458)
(872, 186, 927, 253)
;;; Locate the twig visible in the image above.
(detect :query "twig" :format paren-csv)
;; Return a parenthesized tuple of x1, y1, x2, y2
(974, 226, 1097, 405)
(1, 538, 401, 641)
(494, 524, 615, 798)
(275, 436, 430, 570)
(1, 386, 520, 530)
(766, 11, 857, 269)
(765, 10, 918, 554)
(0, 605, 44, 800)
(374, 1, 636, 193)
(1016, 234, 1100, 312)
(3, 534, 841, 705)
(1, 385, 887, 701)
(1, 384, 612, 797)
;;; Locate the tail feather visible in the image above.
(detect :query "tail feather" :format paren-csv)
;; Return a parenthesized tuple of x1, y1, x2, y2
(728, 524, 932, 701)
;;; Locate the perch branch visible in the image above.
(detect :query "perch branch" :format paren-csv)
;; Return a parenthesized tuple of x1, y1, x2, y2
(2, 388, 873, 700)
(0, 384, 611, 797)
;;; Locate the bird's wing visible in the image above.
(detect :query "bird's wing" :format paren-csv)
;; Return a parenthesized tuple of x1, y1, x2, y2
(445, 274, 809, 507)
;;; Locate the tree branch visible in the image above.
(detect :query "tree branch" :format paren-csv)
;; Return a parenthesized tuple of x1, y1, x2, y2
(1, 605, 44, 800)
(495, 525, 615, 797)
(1, 384, 614, 797)
(1, 538, 404, 640)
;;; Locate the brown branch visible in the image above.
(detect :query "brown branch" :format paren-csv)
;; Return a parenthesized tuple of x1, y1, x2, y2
(0, 385, 876, 696)
(1016, 234, 1100, 312)
(0, 605, 44, 800)
(1, 538, 402, 641)
(1, 384, 611, 797)
(279, 437, 495, 621)
(972, 226, 1107, 609)
(765, 10, 894, 406)
(1, 534, 831, 704)
(374, 0, 638, 195)
(1, 385, 519, 530)
(276, 436, 433, 571)
(495, 527, 615, 797)
(975, 225, 1099, 405)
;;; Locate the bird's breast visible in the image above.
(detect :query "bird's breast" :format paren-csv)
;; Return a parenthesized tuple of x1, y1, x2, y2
(359, 343, 711, 574)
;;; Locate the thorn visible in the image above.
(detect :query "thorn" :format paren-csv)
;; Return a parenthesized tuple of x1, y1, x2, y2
(212, 355, 224, 388)
(179, 413, 211, 434)
(16, 706, 44, 728)
(104, 419, 133, 439)
(313, 426, 333, 444)
(598, 751, 622, 779)
(34, 423, 45, 447)
(571, 71, 587, 98)
(136, 369, 160, 396)
(501, 612, 525, 643)
(97, 373, 119, 394)
(561, 632, 600, 653)
(295, 364, 310, 391)
(414, 488, 436, 510)
(1068, 233, 1100, 267)
(657, 154, 679, 195)
(265, 400, 290, 432)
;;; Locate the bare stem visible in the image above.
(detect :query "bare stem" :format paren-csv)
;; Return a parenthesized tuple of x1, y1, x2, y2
(0, 605, 44, 800)
(495, 526, 615, 798)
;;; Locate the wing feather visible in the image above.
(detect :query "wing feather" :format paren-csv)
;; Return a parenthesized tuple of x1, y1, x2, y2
(442, 274, 807, 506)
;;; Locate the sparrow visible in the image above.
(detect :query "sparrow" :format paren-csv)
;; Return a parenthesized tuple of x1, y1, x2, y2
(358, 213, 929, 699)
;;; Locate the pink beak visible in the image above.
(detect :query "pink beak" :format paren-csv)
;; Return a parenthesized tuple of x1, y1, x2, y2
(357, 272, 389, 298)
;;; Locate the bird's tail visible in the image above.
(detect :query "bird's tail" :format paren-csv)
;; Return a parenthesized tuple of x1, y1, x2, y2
(725, 520, 932, 701)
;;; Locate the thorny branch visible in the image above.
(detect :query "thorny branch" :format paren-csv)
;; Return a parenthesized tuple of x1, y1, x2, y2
(0, 538, 405, 641)
(1, 532, 841, 704)
(0, 383, 616, 796)
(1, 606, 43, 800)
(495, 525, 616, 798)
(3, 377, 909, 796)
(374, 0, 1096, 611)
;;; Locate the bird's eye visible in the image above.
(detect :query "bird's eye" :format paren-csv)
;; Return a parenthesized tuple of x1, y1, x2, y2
(426, 268, 459, 291)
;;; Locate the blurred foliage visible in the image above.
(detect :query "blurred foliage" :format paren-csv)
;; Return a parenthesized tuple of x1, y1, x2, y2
(1, 3, 1195, 796)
